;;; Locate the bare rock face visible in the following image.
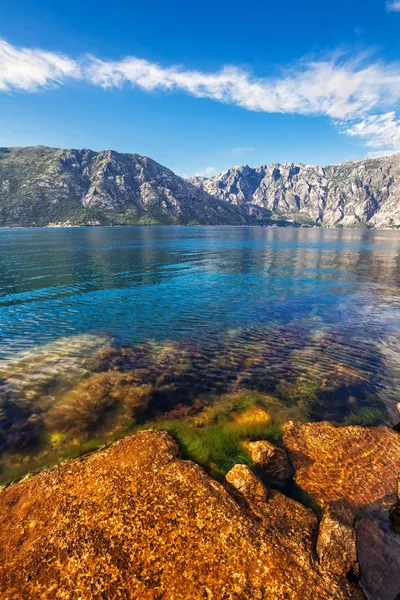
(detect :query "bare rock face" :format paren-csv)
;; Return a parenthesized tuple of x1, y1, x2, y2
(2, 146, 400, 228)
(317, 500, 358, 577)
(245, 439, 293, 483)
(0, 430, 363, 600)
(192, 154, 400, 227)
(283, 421, 400, 600)
(225, 463, 268, 502)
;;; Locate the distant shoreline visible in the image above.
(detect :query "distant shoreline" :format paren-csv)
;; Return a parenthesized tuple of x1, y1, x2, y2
(0, 224, 399, 231)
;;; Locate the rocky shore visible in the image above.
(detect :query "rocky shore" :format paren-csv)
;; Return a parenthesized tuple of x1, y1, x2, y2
(1, 421, 399, 599)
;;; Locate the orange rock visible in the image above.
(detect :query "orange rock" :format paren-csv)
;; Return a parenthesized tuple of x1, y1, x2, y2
(283, 421, 400, 600)
(282, 421, 400, 509)
(225, 463, 268, 502)
(0, 430, 363, 600)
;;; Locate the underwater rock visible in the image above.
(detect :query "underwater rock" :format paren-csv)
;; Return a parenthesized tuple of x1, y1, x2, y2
(225, 464, 268, 503)
(0, 334, 109, 403)
(0, 430, 363, 599)
(282, 421, 400, 509)
(245, 439, 293, 483)
(45, 372, 153, 433)
(316, 499, 358, 578)
(283, 421, 400, 600)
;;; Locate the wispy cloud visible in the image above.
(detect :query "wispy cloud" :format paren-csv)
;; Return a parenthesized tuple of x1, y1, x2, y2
(0, 39, 80, 92)
(1, 38, 400, 153)
(386, 1, 400, 12)
(194, 166, 217, 177)
(85, 52, 400, 121)
(344, 112, 400, 153)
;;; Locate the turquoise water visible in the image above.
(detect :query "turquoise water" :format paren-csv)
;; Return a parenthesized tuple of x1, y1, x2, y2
(1, 226, 400, 480)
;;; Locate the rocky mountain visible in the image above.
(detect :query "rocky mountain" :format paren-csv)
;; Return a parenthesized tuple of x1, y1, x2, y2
(190, 153, 400, 228)
(1, 146, 400, 227)
(0, 146, 246, 227)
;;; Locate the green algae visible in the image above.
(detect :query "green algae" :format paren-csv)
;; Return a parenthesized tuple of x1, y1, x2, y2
(340, 407, 384, 427)
(142, 419, 282, 478)
(0, 328, 389, 485)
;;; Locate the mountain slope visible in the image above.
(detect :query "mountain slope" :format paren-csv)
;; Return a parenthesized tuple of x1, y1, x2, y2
(0, 146, 246, 226)
(1, 146, 399, 227)
(190, 154, 400, 227)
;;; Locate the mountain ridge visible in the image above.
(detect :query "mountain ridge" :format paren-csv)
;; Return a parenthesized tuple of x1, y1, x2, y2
(190, 153, 400, 228)
(0, 146, 246, 227)
(0, 145, 399, 228)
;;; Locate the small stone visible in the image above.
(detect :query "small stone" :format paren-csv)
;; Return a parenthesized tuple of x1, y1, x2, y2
(246, 440, 293, 483)
(225, 464, 268, 503)
(317, 499, 358, 577)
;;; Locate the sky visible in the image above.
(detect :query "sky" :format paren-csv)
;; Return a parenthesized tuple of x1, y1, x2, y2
(1, 0, 400, 176)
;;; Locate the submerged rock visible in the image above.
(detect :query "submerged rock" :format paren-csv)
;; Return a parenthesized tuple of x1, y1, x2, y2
(0, 430, 362, 599)
(283, 421, 400, 600)
(282, 421, 400, 509)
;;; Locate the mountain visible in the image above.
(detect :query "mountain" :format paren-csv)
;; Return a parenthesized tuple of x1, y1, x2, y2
(0, 146, 399, 227)
(0, 146, 246, 227)
(190, 154, 400, 228)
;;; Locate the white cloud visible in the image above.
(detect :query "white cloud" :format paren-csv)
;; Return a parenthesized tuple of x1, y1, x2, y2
(0, 39, 80, 92)
(386, 1, 400, 12)
(84, 52, 400, 121)
(194, 166, 217, 177)
(1, 38, 400, 155)
(204, 166, 217, 175)
(344, 112, 400, 152)
(367, 149, 398, 158)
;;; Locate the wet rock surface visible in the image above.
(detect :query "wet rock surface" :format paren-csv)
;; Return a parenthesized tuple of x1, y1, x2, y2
(0, 430, 363, 600)
(316, 499, 358, 577)
(283, 421, 400, 600)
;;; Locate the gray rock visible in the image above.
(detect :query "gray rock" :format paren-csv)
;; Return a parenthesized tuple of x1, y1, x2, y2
(2, 146, 400, 227)
(191, 154, 400, 228)
(0, 146, 246, 227)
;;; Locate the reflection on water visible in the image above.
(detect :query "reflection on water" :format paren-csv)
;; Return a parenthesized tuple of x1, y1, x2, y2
(0, 226, 400, 482)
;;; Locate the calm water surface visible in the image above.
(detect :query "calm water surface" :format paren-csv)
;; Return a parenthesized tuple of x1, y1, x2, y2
(1, 226, 400, 481)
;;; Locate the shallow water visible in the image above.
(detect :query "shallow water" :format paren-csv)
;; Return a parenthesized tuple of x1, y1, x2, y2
(1, 226, 400, 482)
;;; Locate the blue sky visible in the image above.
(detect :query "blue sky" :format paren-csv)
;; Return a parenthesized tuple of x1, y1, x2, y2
(1, 0, 400, 176)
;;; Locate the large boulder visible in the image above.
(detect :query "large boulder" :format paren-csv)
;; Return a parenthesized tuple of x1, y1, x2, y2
(0, 430, 362, 600)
